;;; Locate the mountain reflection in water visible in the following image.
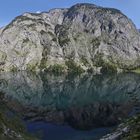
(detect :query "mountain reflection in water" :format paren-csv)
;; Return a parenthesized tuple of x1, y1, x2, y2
(0, 72, 140, 140)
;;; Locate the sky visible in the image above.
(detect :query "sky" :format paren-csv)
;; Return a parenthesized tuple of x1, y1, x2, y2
(0, 0, 140, 28)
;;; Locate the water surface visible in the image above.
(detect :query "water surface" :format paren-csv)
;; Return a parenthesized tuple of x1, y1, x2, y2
(0, 72, 140, 140)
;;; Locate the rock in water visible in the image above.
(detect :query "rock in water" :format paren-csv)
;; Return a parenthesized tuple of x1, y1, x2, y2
(0, 3, 140, 72)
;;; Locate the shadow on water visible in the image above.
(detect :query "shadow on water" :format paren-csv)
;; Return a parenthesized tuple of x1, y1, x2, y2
(0, 93, 38, 140)
(0, 72, 140, 140)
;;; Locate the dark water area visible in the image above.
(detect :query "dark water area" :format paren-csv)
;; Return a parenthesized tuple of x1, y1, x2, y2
(0, 72, 140, 140)
(26, 121, 112, 140)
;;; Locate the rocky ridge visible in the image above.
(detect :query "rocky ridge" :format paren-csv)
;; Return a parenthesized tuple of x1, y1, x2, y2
(0, 3, 140, 72)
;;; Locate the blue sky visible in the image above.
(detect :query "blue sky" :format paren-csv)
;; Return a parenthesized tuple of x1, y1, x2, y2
(0, 0, 140, 28)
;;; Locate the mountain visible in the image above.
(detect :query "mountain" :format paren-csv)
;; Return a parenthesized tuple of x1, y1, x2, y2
(0, 3, 140, 72)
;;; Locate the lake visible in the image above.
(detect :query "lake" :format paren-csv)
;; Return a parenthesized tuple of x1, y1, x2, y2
(0, 72, 140, 140)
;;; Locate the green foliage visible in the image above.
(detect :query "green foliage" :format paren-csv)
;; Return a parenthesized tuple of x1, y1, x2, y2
(73, 33, 82, 41)
(13, 49, 20, 55)
(10, 65, 18, 72)
(87, 68, 94, 73)
(104, 8, 122, 14)
(0, 51, 7, 61)
(92, 52, 104, 67)
(13, 49, 28, 57)
(97, 8, 122, 15)
(23, 38, 30, 43)
(46, 64, 65, 74)
(91, 37, 101, 47)
(101, 62, 117, 73)
(26, 24, 36, 30)
(59, 37, 70, 46)
(40, 30, 46, 35)
(39, 58, 47, 69)
(27, 62, 38, 72)
(2, 16, 36, 33)
(58, 25, 70, 46)
(65, 60, 84, 74)
(81, 57, 89, 66)
(52, 37, 57, 42)
(84, 29, 89, 33)
(131, 68, 140, 74)
(47, 31, 55, 37)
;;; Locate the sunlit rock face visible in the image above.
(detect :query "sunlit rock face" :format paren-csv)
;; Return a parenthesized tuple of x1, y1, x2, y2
(0, 72, 140, 130)
(0, 3, 140, 72)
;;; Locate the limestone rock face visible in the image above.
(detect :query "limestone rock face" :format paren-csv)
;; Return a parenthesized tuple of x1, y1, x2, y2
(0, 3, 140, 72)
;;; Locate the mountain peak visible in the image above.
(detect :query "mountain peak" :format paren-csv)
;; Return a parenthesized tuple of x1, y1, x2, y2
(0, 3, 140, 72)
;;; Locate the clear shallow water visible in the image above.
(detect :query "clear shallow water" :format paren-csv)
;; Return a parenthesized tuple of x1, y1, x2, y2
(0, 72, 140, 140)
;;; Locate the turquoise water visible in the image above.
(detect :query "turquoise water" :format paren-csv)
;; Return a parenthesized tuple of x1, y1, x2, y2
(0, 72, 140, 140)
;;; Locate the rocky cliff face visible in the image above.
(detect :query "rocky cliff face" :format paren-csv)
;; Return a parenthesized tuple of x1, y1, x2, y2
(0, 3, 140, 72)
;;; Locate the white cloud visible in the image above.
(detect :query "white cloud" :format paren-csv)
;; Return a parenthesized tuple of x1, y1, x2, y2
(36, 11, 41, 14)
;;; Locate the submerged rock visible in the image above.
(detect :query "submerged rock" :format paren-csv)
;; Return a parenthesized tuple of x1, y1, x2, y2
(0, 3, 140, 72)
